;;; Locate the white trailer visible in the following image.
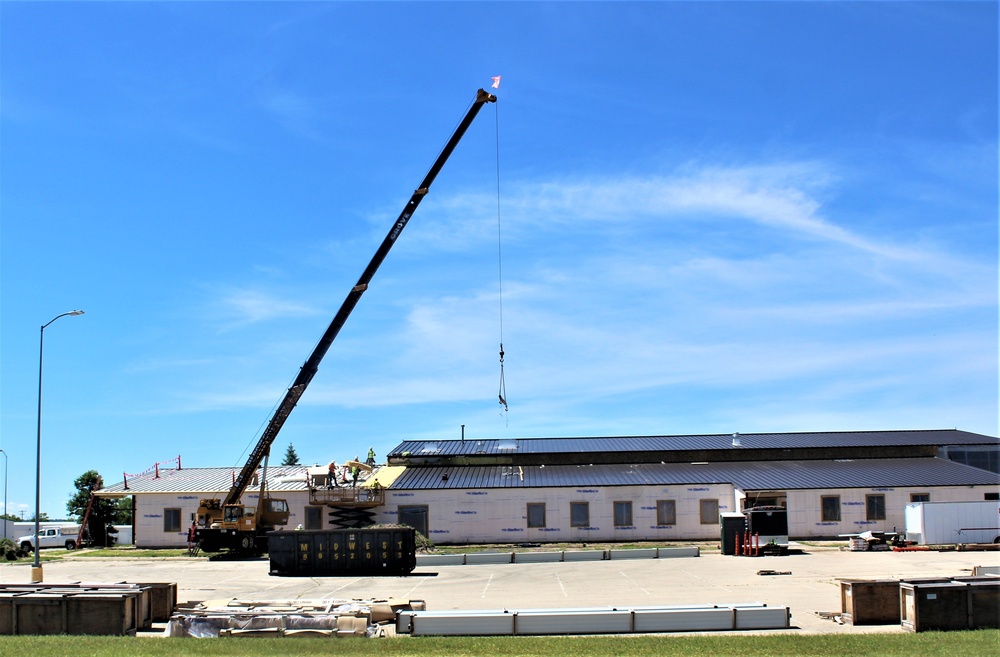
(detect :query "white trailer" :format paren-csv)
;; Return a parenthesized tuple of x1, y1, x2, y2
(904, 500, 1000, 546)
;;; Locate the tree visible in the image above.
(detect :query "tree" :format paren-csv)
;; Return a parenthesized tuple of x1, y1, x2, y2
(66, 470, 119, 548)
(112, 497, 133, 524)
(281, 443, 300, 466)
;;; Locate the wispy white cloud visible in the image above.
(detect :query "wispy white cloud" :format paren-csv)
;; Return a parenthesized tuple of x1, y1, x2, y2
(254, 75, 327, 141)
(431, 162, 973, 267)
(508, 164, 944, 260)
(183, 161, 995, 441)
(214, 287, 323, 326)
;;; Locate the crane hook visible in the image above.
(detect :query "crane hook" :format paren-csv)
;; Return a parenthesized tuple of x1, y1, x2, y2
(498, 343, 508, 412)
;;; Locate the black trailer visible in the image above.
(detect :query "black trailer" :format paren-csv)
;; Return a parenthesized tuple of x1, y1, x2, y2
(744, 505, 789, 555)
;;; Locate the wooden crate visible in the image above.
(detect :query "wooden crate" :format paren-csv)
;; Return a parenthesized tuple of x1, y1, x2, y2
(901, 582, 970, 632)
(901, 578, 1000, 632)
(139, 582, 178, 623)
(840, 579, 900, 625)
(66, 593, 138, 636)
(956, 578, 1000, 629)
(0, 585, 149, 635)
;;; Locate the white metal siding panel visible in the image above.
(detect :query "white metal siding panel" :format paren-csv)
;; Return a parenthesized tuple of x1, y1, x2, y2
(411, 612, 515, 636)
(633, 608, 734, 632)
(514, 610, 632, 635)
(735, 606, 790, 629)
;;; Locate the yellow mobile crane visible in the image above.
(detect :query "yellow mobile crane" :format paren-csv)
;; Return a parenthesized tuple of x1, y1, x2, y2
(195, 89, 497, 555)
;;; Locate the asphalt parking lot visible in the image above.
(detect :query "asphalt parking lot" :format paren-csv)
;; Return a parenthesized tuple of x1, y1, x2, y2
(2, 545, 997, 634)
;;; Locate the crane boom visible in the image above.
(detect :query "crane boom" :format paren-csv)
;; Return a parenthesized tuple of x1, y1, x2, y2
(223, 88, 497, 507)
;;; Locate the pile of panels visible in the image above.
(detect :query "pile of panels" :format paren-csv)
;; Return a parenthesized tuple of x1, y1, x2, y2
(398, 603, 790, 636)
(167, 597, 425, 638)
(0, 582, 176, 635)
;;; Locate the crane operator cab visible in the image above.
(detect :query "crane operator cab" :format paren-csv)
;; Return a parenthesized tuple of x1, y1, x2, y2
(223, 504, 251, 526)
(263, 498, 290, 526)
(218, 498, 289, 531)
(199, 497, 289, 531)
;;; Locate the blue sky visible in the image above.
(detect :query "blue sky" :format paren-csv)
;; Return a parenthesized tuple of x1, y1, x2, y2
(1, 2, 996, 519)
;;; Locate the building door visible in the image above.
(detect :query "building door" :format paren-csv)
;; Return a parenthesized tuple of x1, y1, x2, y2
(398, 505, 429, 537)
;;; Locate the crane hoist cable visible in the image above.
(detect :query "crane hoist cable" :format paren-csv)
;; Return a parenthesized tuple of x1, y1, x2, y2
(494, 99, 509, 418)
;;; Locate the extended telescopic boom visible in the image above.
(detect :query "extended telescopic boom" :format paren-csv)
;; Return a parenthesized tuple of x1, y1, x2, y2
(224, 88, 497, 507)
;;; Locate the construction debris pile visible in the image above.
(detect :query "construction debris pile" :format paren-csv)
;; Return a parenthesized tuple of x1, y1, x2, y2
(167, 597, 425, 638)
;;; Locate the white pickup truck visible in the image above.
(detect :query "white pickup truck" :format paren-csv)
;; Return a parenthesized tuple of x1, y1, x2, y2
(18, 527, 80, 551)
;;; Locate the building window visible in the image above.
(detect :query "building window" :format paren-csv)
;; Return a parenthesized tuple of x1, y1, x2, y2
(613, 501, 633, 527)
(910, 493, 930, 503)
(398, 505, 429, 537)
(570, 502, 590, 527)
(984, 492, 999, 501)
(163, 508, 181, 533)
(304, 506, 323, 530)
(821, 496, 841, 522)
(656, 500, 676, 526)
(866, 494, 886, 521)
(699, 499, 719, 525)
(527, 503, 546, 528)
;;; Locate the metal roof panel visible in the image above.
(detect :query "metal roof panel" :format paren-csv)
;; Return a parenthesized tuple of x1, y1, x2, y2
(388, 429, 997, 459)
(389, 458, 1000, 491)
(97, 466, 310, 495)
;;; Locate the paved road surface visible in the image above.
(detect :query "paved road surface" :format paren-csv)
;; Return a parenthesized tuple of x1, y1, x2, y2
(2, 545, 996, 634)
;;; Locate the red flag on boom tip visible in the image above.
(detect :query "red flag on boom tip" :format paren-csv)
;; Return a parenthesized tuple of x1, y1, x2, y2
(491, 76, 501, 89)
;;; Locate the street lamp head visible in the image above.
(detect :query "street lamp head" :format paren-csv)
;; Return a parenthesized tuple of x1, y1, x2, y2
(42, 310, 85, 330)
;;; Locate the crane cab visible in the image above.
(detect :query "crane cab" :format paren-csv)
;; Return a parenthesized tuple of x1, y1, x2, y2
(217, 498, 289, 531)
(261, 497, 290, 526)
(197, 496, 289, 532)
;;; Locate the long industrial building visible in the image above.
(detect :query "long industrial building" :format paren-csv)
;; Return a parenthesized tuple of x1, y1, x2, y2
(96, 429, 999, 548)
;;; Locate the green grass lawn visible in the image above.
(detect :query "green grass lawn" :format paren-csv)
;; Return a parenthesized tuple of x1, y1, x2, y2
(72, 547, 195, 558)
(1, 631, 998, 657)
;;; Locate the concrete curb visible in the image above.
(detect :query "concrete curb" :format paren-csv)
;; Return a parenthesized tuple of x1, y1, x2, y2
(513, 551, 564, 563)
(417, 546, 700, 567)
(464, 552, 514, 565)
(608, 548, 658, 560)
(416, 554, 466, 566)
(562, 550, 608, 562)
(658, 546, 700, 558)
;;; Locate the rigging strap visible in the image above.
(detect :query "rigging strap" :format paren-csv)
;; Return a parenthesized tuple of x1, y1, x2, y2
(498, 342, 507, 411)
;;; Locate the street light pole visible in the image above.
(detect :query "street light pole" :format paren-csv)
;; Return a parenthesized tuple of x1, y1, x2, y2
(0, 449, 7, 540)
(33, 310, 84, 583)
